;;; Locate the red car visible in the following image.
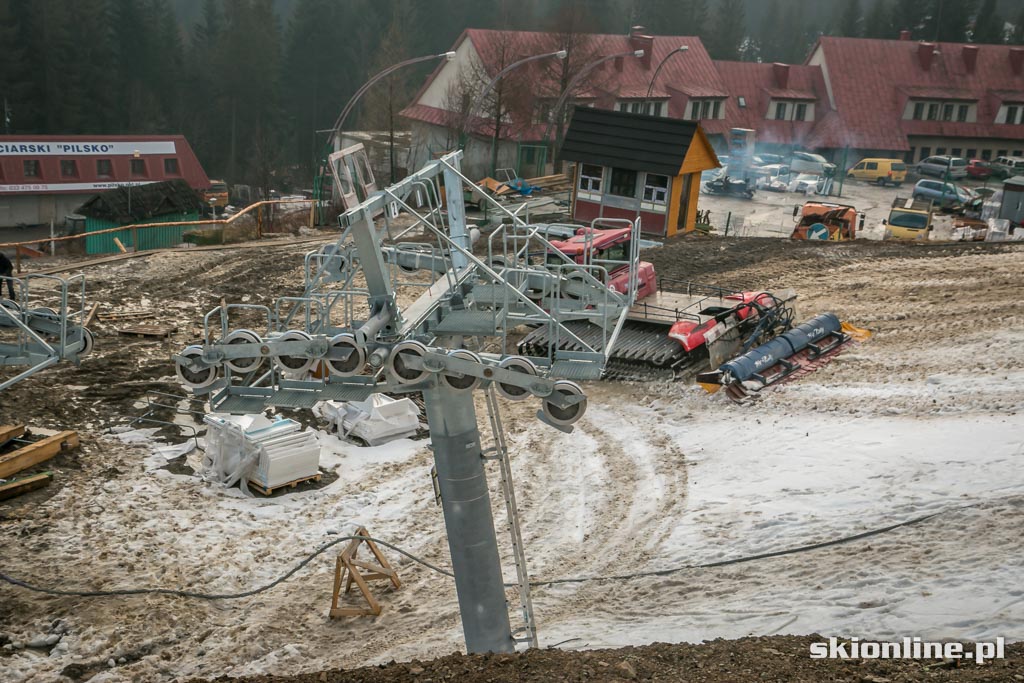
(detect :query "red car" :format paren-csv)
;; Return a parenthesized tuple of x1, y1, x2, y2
(966, 159, 993, 179)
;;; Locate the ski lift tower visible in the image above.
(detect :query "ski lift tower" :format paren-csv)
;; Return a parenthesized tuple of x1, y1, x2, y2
(172, 147, 646, 652)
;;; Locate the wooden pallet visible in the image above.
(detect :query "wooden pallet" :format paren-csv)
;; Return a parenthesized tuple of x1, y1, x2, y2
(117, 323, 177, 338)
(0, 428, 79, 480)
(247, 472, 321, 496)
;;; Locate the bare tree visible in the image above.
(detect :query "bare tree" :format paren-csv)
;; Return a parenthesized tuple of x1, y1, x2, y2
(362, 1, 417, 182)
(539, 1, 604, 173)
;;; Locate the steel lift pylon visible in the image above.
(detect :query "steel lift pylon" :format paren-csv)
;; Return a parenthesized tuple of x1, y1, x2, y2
(174, 150, 639, 652)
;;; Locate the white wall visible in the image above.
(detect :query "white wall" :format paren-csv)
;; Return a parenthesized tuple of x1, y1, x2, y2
(806, 45, 835, 110)
(418, 36, 484, 109)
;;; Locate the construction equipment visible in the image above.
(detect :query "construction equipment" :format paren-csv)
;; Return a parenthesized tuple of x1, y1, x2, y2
(200, 180, 229, 215)
(174, 149, 597, 655)
(697, 313, 871, 402)
(0, 274, 93, 391)
(883, 196, 934, 240)
(790, 201, 863, 240)
(517, 220, 797, 379)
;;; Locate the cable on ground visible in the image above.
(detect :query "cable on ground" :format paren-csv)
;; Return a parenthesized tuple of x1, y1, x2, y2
(0, 495, 1015, 599)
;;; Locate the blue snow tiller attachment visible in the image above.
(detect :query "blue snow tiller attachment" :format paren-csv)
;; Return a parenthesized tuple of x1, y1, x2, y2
(697, 312, 869, 401)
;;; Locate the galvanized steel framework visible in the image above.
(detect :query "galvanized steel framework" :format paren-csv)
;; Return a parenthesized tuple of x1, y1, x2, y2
(173, 150, 659, 652)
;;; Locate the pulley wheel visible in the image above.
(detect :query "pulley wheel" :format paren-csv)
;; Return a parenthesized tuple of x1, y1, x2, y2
(387, 340, 430, 384)
(223, 329, 263, 374)
(327, 333, 365, 377)
(440, 349, 481, 392)
(273, 330, 315, 374)
(495, 356, 538, 401)
(542, 380, 587, 427)
(176, 345, 218, 390)
(79, 326, 94, 357)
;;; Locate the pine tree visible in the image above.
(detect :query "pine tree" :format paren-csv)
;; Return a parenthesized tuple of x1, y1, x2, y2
(707, 0, 745, 60)
(864, 0, 893, 39)
(927, 0, 976, 42)
(362, 0, 418, 181)
(972, 0, 1002, 44)
(889, 0, 928, 39)
(834, 0, 863, 37)
(0, 0, 33, 132)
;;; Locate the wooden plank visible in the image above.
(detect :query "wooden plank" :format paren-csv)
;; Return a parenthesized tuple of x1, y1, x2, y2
(0, 431, 79, 479)
(84, 302, 100, 327)
(117, 324, 177, 338)
(0, 472, 53, 501)
(113, 237, 128, 253)
(0, 424, 26, 446)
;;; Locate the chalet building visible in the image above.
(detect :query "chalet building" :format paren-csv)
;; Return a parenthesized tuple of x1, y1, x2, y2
(401, 27, 727, 179)
(559, 107, 719, 236)
(806, 34, 1024, 163)
(401, 26, 1024, 178)
(0, 135, 210, 229)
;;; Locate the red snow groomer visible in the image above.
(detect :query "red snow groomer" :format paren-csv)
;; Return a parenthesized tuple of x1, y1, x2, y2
(518, 224, 798, 379)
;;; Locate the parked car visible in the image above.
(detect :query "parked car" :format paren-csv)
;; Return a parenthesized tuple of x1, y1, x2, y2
(846, 158, 907, 186)
(752, 153, 785, 167)
(754, 164, 792, 191)
(912, 179, 972, 208)
(964, 159, 994, 180)
(991, 155, 1024, 179)
(790, 151, 837, 177)
(916, 155, 968, 179)
(788, 173, 828, 195)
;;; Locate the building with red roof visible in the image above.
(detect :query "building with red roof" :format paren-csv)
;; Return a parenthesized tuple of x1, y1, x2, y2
(806, 33, 1024, 163)
(0, 134, 210, 229)
(401, 27, 727, 178)
(402, 26, 1024, 180)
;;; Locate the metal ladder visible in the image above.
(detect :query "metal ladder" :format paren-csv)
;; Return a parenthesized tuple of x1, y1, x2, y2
(483, 385, 538, 649)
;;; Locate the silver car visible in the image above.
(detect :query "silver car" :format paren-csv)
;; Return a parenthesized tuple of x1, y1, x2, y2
(917, 155, 968, 179)
(789, 151, 837, 176)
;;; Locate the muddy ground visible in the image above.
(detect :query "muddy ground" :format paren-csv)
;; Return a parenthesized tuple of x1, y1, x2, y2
(193, 635, 1023, 682)
(1, 233, 1023, 682)
(4, 234, 1020, 433)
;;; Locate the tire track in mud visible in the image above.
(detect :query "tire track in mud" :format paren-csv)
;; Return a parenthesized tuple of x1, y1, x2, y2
(493, 384, 690, 637)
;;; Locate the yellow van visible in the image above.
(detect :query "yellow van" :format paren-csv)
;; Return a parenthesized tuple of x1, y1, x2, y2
(846, 158, 907, 186)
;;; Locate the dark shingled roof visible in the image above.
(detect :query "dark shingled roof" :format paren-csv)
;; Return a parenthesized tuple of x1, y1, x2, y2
(77, 179, 203, 223)
(559, 106, 699, 176)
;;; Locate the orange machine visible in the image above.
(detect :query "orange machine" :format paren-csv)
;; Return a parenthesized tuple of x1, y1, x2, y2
(790, 201, 863, 241)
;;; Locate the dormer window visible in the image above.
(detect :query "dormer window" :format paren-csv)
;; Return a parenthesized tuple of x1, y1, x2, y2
(688, 98, 723, 120)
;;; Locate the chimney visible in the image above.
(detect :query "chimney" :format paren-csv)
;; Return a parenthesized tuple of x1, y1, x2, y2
(614, 55, 624, 72)
(917, 42, 936, 70)
(629, 25, 654, 69)
(1011, 47, 1024, 75)
(772, 62, 790, 89)
(899, 29, 911, 41)
(962, 45, 979, 73)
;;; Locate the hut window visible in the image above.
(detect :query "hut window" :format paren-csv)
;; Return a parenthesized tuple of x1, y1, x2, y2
(60, 160, 78, 178)
(97, 159, 113, 177)
(23, 160, 41, 178)
(643, 174, 669, 203)
(130, 158, 147, 177)
(608, 168, 637, 198)
(579, 164, 603, 192)
(164, 158, 180, 175)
